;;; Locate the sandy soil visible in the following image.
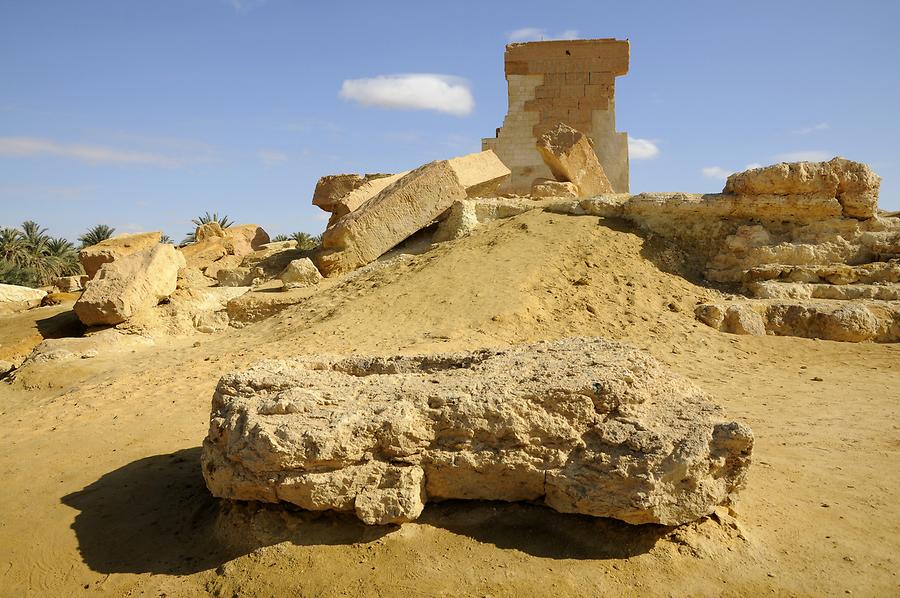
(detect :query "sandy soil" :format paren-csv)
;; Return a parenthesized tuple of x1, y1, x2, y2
(0, 211, 898, 597)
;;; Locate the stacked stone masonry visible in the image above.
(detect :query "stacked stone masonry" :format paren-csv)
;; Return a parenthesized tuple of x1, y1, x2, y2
(483, 39, 630, 194)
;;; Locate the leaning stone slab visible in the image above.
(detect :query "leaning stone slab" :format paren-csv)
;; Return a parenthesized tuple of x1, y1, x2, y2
(79, 231, 161, 279)
(74, 244, 185, 326)
(536, 123, 614, 197)
(327, 172, 408, 228)
(315, 150, 510, 276)
(202, 337, 754, 526)
(312, 173, 393, 214)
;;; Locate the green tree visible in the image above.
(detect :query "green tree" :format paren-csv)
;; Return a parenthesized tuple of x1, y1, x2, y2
(160, 234, 173, 244)
(78, 224, 116, 249)
(183, 212, 234, 244)
(0, 222, 81, 286)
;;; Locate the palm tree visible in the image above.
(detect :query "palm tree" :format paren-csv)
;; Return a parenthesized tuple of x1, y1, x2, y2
(0, 258, 36, 287)
(0, 222, 82, 286)
(271, 234, 290, 243)
(79, 224, 116, 249)
(0, 227, 27, 266)
(183, 212, 234, 244)
(160, 234, 173, 244)
(45, 237, 81, 278)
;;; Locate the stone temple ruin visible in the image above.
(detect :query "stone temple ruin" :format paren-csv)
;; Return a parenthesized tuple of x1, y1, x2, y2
(482, 38, 630, 193)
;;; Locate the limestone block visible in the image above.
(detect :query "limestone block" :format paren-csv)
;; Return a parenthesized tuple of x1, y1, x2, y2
(724, 157, 881, 219)
(328, 172, 408, 227)
(531, 178, 579, 198)
(0, 284, 46, 309)
(74, 244, 185, 326)
(221, 225, 270, 256)
(202, 338, 753, 526)
(52, 275, 85, 293)
(315, 151, 510, 276)
(536, 123, 614, 197)
(195, 222, 225, 242)
(278, 258, 322, 289)
(312, 173, 393, 213)
(79, 231, 161, 279)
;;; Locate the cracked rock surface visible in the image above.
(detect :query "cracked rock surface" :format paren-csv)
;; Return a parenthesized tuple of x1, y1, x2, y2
(202, 338, 753, 526)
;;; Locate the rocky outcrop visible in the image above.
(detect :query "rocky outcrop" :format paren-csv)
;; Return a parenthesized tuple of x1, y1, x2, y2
(724, 157, 881, 219)
(536, 123, 614, 197)
(79, 231, 161, 279)
(74, 244, 185, 326)
(202, 338, 753, 526)
(313, 173, 393, 213)
(696, 299, 900, 342)
(278, 258, 321, 289)
(315, 150, 510, 276)
(53, 275, 88, 293)
(216, 244, 306, 288)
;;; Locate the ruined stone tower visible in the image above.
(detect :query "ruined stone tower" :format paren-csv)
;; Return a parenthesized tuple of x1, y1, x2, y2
(482, 38, 630, 193)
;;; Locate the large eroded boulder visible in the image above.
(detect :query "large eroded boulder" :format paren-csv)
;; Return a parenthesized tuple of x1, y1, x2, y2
(202, 338, 753, 526)
(536, 123, 614, 197)
(724, 157, 881, 219)
(0, 283, 47, 312)
(74, 244, 186, 326)
(79, 231, 161, 279)
(314, 150, 510, 276)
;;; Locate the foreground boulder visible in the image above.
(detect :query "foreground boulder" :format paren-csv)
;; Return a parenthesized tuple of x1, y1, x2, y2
(202, 338, 753, 526)
(724, 157, 881, 219)
(315, 150, 510, 276)
(536, 123, 614, 197)
(74, 244, 185, 326)
(278, 258, 321, 289)
(79, 231, 161, 279)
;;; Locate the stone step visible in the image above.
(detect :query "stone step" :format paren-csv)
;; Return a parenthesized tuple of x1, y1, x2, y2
(747, 281, 900, 301)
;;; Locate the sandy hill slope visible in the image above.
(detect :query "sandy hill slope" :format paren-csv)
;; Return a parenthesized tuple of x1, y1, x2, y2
(1, 210, 898, 597)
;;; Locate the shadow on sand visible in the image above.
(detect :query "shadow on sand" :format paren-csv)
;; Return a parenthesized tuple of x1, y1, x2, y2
(62, 447, 668, 575)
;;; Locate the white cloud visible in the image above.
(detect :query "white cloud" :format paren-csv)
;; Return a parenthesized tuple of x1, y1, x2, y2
(701, 166, 733, 180)
(774, 150, 832, 162)
(507, 28, 580, 42)
(339, 74, 474, 117)
(0, 136, 180, 167)
(628, 137, 660, 160)
(701, 163, 764, 180)
(258, 149, 288, 166)
(794, 122, 830, 135)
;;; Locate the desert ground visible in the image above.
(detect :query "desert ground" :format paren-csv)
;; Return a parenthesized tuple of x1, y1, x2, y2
(1, 210, 897, 597)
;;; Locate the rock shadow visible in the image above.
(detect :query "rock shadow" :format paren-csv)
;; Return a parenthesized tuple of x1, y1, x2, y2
(35, 308, 84, 339)
(418, 500, 668, 560)
(61, 447, 389, 575)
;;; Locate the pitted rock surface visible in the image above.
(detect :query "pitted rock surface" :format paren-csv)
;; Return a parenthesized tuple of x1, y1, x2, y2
(202, 338, 753, 526)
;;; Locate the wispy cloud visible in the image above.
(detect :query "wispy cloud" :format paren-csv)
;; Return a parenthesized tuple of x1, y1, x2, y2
(258, 149, 288, 166)
(507, 28, 580, 42)
(794, 122, 830, 135)
(0, 136, 182, 167)
(628, 137, 660, 160)
(339, 74, 474, 117)
(701, 163, 764, 180)
(774, 150, 832, 162)
(227, 0, 267, 12)
(0, 183, 93, 201)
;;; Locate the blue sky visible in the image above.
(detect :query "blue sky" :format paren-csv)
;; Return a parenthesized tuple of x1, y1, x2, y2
(1, 0, 898, 242)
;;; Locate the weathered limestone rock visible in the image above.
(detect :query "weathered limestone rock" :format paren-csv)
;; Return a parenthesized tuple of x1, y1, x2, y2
(225, 288, 310, 324)
(724, 157, 881, 219)
(327, 173, 408, 227)
(742, 261, 900, 285)
(79, 231, 161, 279)
(0, 360, 14, 379)
(747, 281, 900, 301)
(195, 222, 225, 242)
(315, 151, 510, 276)
(313, 173, 393, 214)
(536, 123, 614, 197)
(278, 258, 321, 289)
(53, 275, 87, 293)
(531, 178, 579, 198)
(222, 224, 270, 256)
(74, 244, 186, 326)
(696, 299, 900, 342)
(202, 338, 753, 526)
(216, 244, 306, 287)
(0, 284, 47, 308)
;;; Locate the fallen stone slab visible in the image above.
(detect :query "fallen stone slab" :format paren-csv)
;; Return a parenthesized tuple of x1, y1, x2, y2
(315, 150, 510, 276)
(313, 173, 393, 213)
(536, 123, 614, 197)
(74, 244, 185, 326)
(79, 231, 161, 279)
(327, 172, 408, 227)
(202, 337, 753, 526)
(724, 157, 881, 219)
